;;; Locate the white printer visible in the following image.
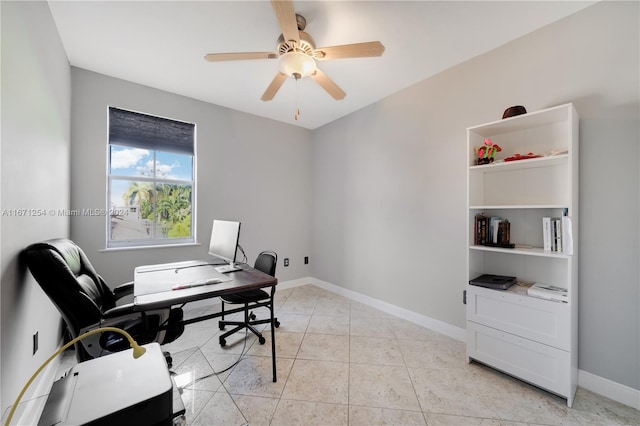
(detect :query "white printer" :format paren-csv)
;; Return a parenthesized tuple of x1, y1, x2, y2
(38, 343, 183, 426)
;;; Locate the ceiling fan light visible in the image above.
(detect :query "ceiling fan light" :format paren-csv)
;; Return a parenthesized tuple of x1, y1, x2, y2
(279, 52, 316, 78)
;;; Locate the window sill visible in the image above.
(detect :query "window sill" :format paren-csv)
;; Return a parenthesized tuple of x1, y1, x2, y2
(100, 242, 201, 252)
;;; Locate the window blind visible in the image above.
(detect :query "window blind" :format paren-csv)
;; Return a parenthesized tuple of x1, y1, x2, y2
(108, 107, 195, 155)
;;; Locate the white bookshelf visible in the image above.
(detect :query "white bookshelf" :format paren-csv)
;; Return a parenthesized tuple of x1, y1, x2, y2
(465, 103, 579, 407)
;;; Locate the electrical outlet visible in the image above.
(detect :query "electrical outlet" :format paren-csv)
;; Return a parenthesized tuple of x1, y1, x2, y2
(304, 256, 309, 264)
(33, 331, 38, 355)
(284, 258, 289, 267)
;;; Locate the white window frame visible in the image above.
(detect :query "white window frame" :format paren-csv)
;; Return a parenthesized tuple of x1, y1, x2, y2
(107, 107, 196, 249)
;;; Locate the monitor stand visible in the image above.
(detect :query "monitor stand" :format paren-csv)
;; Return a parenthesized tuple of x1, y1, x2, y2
(215, 262, 242, 274)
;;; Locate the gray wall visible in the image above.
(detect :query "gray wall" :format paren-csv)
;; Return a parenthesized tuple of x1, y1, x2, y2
(311, 1, 639, 391)
(70, 68, 313, 286)
(1, 0, 638, 415)
(1, 1, 71, 411)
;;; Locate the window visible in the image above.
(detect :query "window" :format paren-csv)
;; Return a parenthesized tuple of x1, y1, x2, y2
(108, 107, 195, 248)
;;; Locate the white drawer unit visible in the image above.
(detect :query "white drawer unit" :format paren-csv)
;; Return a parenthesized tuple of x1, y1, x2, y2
(465, 104, 578, 407)
(466, 285, 570, 350)
(467, 322, 573, 399)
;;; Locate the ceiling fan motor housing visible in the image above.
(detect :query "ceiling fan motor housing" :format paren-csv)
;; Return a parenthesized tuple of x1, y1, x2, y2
(277, 31, 315, 56)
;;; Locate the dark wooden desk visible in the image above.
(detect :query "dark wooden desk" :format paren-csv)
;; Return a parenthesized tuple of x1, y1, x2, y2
(133, 260, 278, 381)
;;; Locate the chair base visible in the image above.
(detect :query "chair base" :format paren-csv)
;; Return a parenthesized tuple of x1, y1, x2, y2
(218, 317, 280, 347)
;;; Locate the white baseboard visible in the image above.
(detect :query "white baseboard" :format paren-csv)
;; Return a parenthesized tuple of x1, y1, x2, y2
(578, 369, 640, 410)
(7, 339, 64, 426)
(309, 278, 466, 342)
(277, 277, 313, 290)
(293, 277, 639, 410)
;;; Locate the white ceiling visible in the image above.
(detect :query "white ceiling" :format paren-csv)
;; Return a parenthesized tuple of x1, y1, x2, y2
(48, 1, 595, 129)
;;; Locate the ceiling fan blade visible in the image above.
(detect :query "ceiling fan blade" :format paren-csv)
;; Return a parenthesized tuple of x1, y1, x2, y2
(310, 68, 346, 100)
(261, 72, 288, 101)
(204, 52, 277, 62)
(271, 0, 300, 44)
(314, 41, 385, 60)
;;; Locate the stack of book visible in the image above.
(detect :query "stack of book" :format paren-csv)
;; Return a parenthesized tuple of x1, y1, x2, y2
(474, 213, 513, 247)
(542, 216, 573, 254)
(527, 282, 568, 302)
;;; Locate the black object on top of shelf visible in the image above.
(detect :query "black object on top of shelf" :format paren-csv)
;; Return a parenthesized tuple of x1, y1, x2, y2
(482, 242, 516, 249)
(469, 274, 516, 290)
(502, 105, 527, 119)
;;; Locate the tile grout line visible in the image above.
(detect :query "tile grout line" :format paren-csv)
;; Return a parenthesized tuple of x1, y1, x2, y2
(392, 321, 430, 424)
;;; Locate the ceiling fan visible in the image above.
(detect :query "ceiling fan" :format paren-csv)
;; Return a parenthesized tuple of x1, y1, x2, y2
(204, 0, 385, 102)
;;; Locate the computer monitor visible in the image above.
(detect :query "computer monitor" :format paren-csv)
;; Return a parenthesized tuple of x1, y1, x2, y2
(208, 219, 242, 273)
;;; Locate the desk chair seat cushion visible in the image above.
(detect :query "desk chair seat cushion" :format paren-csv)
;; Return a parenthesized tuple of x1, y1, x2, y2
(220, 289, 270, 304)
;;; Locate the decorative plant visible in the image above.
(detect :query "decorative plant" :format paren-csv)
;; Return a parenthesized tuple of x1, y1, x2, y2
(476, 138, 502, 164)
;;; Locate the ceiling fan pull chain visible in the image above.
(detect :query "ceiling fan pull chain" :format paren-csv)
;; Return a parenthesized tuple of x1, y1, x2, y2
(294, 77, 301, 121)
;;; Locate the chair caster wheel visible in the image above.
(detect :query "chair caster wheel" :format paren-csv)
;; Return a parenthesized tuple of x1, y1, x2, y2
(219, 324, 225, 330)
(275, 320, 280, 328)
(163, 351, 173, 368)
(250, 312, 256, 321)
(219, 338, 226, 347)
(258, 336, 266, 345)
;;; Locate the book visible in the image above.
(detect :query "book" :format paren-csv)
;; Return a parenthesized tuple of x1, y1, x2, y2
(497, 220, 510, 245)
(562, 216, 573, 255)
(527, 282, 568, 302)
(553, 218, 562, 252)
(542, 217, 552, 251)
(489, 217, 502, 244)
(474, 213, 487, 245)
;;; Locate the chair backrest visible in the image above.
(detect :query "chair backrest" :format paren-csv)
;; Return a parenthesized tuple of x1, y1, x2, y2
(22, 238, 116, 338)
(254, 251, 277, 276)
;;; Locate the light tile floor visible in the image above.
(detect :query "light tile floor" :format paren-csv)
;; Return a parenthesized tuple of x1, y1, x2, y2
(160, 284, 639, 425)
(63, 284, 640, 425)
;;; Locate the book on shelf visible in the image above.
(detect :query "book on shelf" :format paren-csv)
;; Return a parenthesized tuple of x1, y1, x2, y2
(543, 217, 552, 250)
(542, 216, 573, 254)
(474, 214, 511, 247)
(474, 213, 486, 245)
(562, 216, 573, 255)
(489, 217, 501, 244)
(527, 282, 568, 302)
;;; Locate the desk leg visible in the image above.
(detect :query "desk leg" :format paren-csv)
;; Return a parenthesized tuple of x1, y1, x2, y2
(270, 285, 277, 382)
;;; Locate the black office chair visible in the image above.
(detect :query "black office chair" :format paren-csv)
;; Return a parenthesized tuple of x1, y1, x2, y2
(218, 250, 280, 347)
(22, 238, 185, 365)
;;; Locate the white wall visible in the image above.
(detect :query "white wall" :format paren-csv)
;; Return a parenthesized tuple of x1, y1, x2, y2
(311, 1, 639, 391)
(0, 1, 71, 413)
(70, 68, 313, 286)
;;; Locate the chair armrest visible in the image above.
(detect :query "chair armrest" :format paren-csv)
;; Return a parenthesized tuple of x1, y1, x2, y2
(101, 303, 137, 320)
(113, 281, 134, 300)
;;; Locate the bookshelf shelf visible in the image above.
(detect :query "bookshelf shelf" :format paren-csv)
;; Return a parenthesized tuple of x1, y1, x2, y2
(469, 204, 568, 210)
(469, 154, 568, 172)
(469, 245, 571, 258)
(465, 103, 578, 407)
